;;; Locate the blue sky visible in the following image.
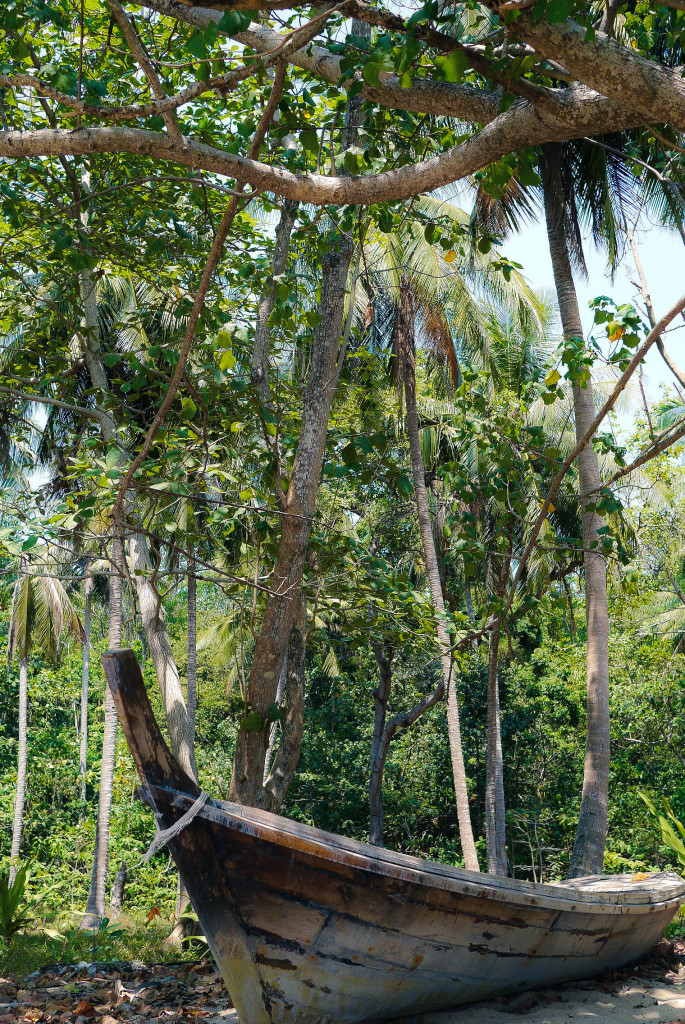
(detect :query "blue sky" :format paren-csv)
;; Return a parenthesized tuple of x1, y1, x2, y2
(501, 217, 685, 408)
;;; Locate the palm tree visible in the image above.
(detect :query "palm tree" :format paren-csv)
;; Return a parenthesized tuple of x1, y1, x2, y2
(396, 284, 480, 870)
(7, 559, 84, 882)
(469, 132, 682, 876)
(356, 202, 543, 869)
(81, 533, 123, 928)
(79, 572, 94, 802)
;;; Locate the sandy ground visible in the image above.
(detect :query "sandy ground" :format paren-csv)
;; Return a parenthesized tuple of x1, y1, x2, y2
(392, 942, 685, 1024)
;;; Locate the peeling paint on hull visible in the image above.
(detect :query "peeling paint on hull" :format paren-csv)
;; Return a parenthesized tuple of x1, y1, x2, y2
(103, 649, 685, 1024)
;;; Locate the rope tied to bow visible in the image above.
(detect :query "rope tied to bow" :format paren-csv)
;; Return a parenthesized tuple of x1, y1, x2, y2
(136, 790, 209, 867)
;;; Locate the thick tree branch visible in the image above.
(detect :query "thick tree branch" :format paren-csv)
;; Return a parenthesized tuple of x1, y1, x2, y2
(0, 90, 640, 206)
(140, 0, 503, 123)
(511, 14, 685, 132)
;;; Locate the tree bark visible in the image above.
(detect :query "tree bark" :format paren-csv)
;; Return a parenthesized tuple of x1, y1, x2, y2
(79, 575, 93, 803)
(228, 236, 353, 807)
(369, 642, 393, 847)
(542, 144, 610, 878)
(129, 530, 197, 781)
(485, 617, 507, 876)
(263, 591, 307, 813)
(82, 534, 123, 927)
(9, 657, 28, 885)
(186, 544, 198, 749)
(263, 654, 287, 785)
(398, 284, 480, 872)
(109, 860, 127, 918)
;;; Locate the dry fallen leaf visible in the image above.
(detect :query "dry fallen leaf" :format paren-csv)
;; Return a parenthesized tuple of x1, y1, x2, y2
(74, 1000, 96, 1018)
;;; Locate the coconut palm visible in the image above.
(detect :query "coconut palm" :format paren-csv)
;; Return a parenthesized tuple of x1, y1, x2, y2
(467, 131, 685, 876)
(7, 559, 84, 882)
(352, 203, 545, 870)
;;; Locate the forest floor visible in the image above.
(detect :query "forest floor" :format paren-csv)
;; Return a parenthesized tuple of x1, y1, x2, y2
(1, 939, 684, 1024)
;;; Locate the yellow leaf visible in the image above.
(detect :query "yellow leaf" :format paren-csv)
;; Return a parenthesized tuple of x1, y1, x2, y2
(444, 250, 457, 263)
(608, 322, 626, 342)
(544, 368, 561, 388)
(631, 871, 650, 882)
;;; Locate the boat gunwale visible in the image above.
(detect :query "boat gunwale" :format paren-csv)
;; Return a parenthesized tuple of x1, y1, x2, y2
(145, 784, 685, 916)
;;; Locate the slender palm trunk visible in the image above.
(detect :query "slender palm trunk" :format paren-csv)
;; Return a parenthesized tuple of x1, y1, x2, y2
(485, 617, 507, 876)
(79, 576, 93, 803)
(485, 544, 510, 877)
(186, 544, 197, 748)
(82, 536, 122, 927)
(9, 657, 28, 885)
(542, 146, 610, 878)
(172, 548, 198, 931)
(398, 285, 480, 872)
(369, 643, 393, 847)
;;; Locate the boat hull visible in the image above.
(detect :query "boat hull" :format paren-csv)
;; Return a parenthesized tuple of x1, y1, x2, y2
(102, 649, 685, 1024)
(153, 786, 680, 1024)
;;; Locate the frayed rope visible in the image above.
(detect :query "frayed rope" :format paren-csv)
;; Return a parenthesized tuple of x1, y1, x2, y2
(136, 790, 209, 867)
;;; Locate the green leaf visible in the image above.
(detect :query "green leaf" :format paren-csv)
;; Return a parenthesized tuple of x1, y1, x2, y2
(217, 10, 252, 33)
(241, 712, 264, 732)
(362, 62, 381, 88)
(435, 49, 469, 83)
(181, 398, 197, 420)
(219, 349, 236, 370)
(546, 0, 575, 23)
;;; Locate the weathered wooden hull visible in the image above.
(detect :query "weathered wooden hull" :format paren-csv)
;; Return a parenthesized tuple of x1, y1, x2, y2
(103, 650, 685, 1024)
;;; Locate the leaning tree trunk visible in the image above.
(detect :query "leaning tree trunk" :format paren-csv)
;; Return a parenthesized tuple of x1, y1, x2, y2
(228, 238, 353, 808)
(79, 575, 94, 803)
(129, 529, 197, 782)
(542, 146, 610, 878)
(398, 285, 480, 872)
(82, 535, 123, 928)
(9, 656, 28, 885)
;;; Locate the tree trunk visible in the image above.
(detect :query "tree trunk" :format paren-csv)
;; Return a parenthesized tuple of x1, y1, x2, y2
(369, 643, 393, 847)
(485, 616, 507, 876)
(263, 654, 287, 785)
(9, 657, 28, 885)
(542, 145, 610, 878)
(263, 591, 307, 813)
(79, 576, 93, 803)
(81, 534, 122, 928)
(129, 529, 197, 781)
(110, 860, 127, 918)
(229, 237, 353, 807)
(398, 284, 480, 872)
(186, 544, 197, 749)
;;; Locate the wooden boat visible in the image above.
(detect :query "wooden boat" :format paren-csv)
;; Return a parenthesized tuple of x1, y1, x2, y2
(104, 649, 685, 1024)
